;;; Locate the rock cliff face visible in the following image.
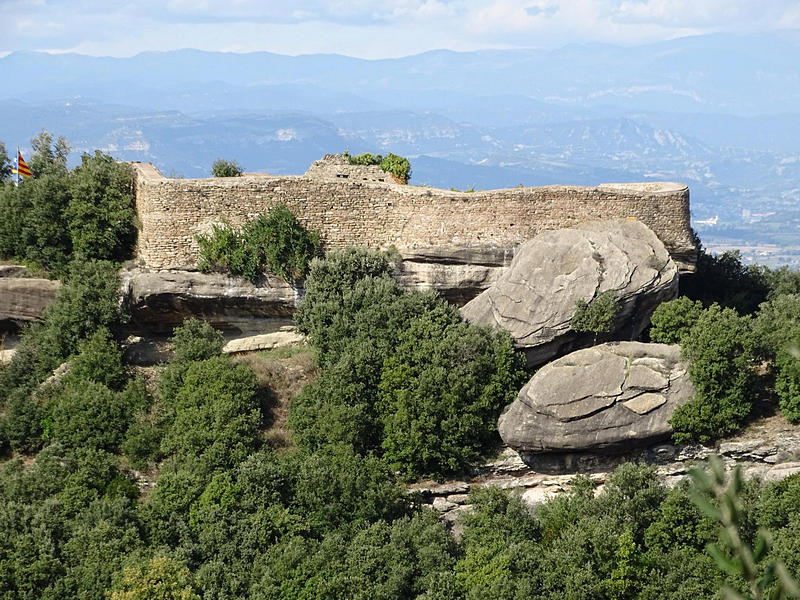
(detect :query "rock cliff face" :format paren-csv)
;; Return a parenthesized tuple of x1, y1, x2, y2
(498, 341, 693, 466)
(121, 268, 300, 333)
(460, 220, 678, 366)
(0, 266, 60, 325)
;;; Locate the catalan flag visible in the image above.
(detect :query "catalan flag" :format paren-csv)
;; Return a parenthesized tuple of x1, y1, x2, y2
(11, 149, 32, 180)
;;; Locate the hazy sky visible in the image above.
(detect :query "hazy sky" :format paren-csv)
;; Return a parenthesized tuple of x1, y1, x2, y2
(2, 0, 799, 57)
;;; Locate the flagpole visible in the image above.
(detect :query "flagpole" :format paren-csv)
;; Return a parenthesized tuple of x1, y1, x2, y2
(15, 147, 19, 187)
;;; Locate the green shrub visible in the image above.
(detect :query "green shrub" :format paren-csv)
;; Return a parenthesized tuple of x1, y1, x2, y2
(0, 135, 137, 272)
(345, 151, 412, 182)
(289, 444, 409, 534)
(378, 315, 525, 479)
(3, 386, 43, 453)
(67, 327, 126, 391)
(752, 294, 800, 422)
(44, 379, 144, 452)
(211, 158, 243, 177)
(380, 153, 412, 183)
(571, 291, 620, 340)
(670, 305, 758, 443)
(649, 297, 704, 344)
(108, 555, 201, 600)
(197, 205, 321, 283)
(775, 346, 800, 422)
(346, 152, 382, 166)
(160, 356, 261, 470)
(291, 249, 526, 478)
(169, 318, 224, 363)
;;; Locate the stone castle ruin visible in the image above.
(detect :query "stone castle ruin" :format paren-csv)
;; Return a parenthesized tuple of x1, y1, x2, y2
(130, 154, 697, 309)
(133, 154, 696, 271)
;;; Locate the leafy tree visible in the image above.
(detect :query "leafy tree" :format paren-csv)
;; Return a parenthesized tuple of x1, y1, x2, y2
(379, 315, 525, 478)
(108, 555, 200, 600)
(289, 444, 409, 534)
(0, 164, 72, 271)
(67, 327, 126, 391)
(43, 380, 139, 451)
(456, 486, 541, 598)
(380, 153, 412, 183)
(3, 385, 44, 453)
(29, 130, 69, 177)
(160, 356, 261, 470)
(599, 462, 666, 544)
(210, 158, 243, 177)
(0, 141, 11, 181)
(644, 481, 717, 554)
(65, 151, 136, 261)
(292, 248, 525, 478)
(774, 348, 800, 422)
(0, 135, 137, 271)
(649, 297, 704, 344)
(757, 473, 800, 532)
(681, 249, 769, 315)
(670, 304, 758, 443)
(753, 294, 800, 422)
(690, 456, 800, 600)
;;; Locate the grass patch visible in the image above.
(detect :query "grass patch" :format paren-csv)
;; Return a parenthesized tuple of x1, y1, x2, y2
(233, 348, 318, 449)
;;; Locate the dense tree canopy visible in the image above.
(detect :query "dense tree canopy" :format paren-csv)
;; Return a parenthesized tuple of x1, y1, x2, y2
(3, 135, 800, 599)
(0, 133, 136, 274)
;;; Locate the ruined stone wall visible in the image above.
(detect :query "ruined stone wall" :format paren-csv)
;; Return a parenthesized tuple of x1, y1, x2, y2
(132, 163, 696, 271)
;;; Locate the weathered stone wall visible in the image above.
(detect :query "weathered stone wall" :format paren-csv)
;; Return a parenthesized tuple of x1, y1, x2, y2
(132, 162, 696, 272)
(303, 153, 403, 184)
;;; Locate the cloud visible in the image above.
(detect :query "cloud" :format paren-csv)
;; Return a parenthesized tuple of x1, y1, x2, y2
(1, 0, 799, 57)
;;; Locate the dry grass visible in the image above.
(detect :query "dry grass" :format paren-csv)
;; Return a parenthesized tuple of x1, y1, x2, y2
(234, 344, 319, 449)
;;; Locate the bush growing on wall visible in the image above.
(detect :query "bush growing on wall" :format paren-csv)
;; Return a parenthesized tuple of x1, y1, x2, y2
(211, 159, 243, 177)
(345, 151, 412, 183)
(196, 205, 321, 283)
(380, 153, 412, 183)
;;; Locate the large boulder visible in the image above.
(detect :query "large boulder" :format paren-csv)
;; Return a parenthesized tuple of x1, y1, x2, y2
(499, 342, 693, 464)
(460, 219, 678, 367)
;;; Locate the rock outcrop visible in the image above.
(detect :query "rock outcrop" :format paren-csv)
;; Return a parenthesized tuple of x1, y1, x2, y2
(121, 268, 300, 333)
(0, 267, 60, 324)
(394, 245, 511, 305)
(499, 342, 693, 465)
(460, 219, 678, 366)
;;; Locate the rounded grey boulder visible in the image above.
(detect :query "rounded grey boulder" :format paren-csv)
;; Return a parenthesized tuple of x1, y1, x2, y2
(460, 219, 678, 367)
(499, 341, 693, 456)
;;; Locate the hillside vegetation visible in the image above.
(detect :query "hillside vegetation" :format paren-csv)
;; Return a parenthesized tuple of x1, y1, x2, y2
(1, 135, 800, 599)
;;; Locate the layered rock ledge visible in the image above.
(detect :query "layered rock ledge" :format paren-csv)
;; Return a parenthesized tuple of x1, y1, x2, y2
(121, 268, 300, 333)
(0, 266, 60, 325)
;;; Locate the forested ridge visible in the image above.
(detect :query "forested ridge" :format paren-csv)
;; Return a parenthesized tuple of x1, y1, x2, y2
(2, 135, 800, 599)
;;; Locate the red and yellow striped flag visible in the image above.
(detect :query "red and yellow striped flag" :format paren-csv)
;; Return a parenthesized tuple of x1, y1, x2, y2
(15, 150, 32, 178)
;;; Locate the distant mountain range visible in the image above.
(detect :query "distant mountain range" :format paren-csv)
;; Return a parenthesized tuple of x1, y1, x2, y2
(2, 32, 800, 265)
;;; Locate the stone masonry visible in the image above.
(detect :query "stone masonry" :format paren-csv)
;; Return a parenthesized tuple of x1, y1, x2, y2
(131, 156, 697, 273)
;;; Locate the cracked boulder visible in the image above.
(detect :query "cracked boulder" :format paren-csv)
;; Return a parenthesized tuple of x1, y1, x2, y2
(499, 342, 693, 459)
(460, 219, 678, 367)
